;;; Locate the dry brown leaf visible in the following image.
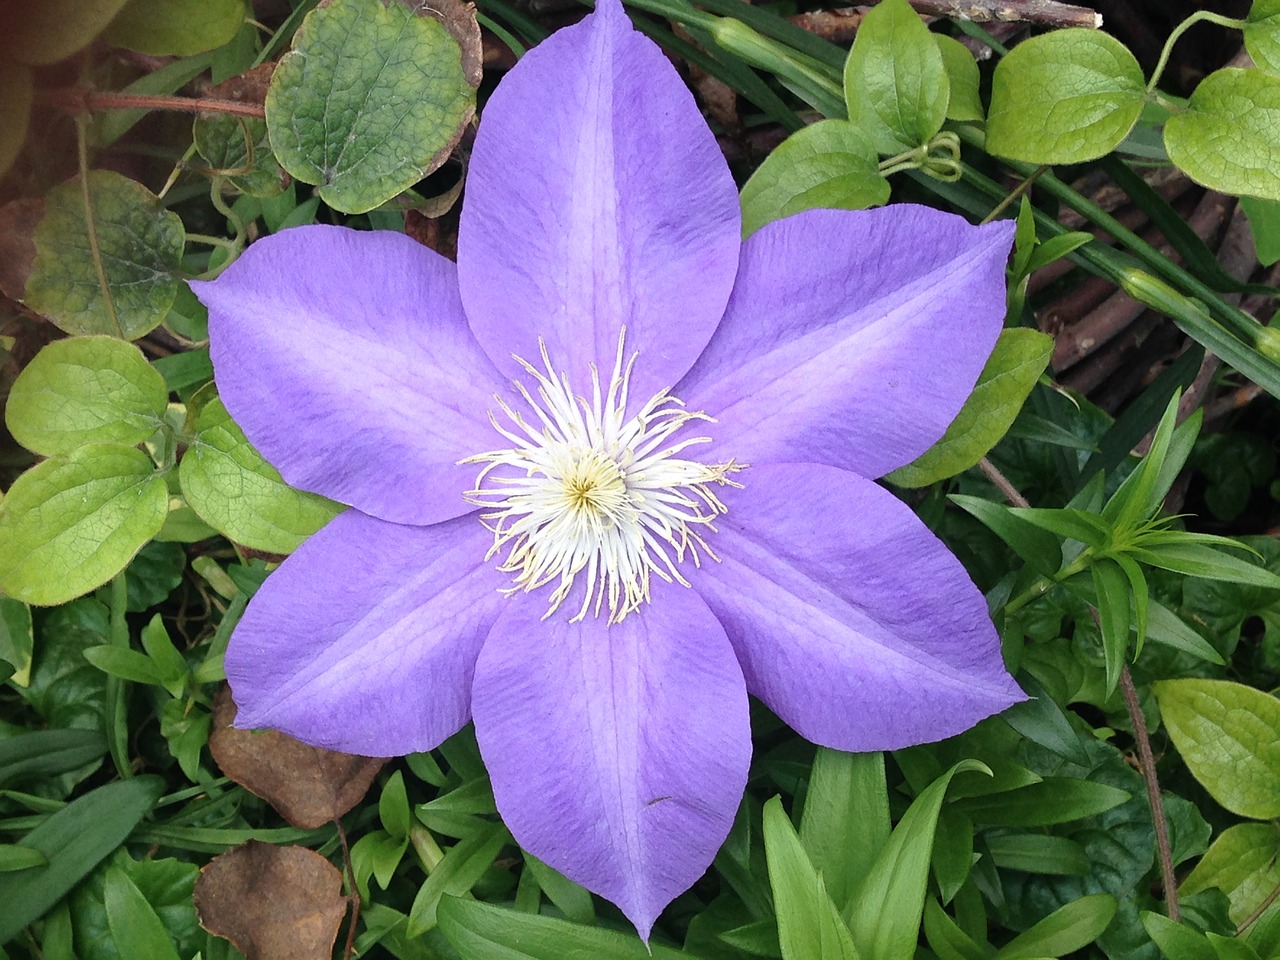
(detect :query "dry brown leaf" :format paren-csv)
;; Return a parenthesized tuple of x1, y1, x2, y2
(0, 198, 43, 303)
(401, 0, 484, 88)
(195, 841, 348, 960)
(209, 686, 386, 829)
(202, 62, 276, 105)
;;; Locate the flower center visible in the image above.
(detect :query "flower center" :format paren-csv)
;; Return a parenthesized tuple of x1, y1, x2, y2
(461, 333, 744, 623)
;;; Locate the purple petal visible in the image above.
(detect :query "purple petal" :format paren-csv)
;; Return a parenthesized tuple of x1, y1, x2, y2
(457, 0, 741, 400)
(692, 463, 1024, 750)
(227, 509, 507, 756)
(677, 206, 1014, 479)
(471, 580, 750, 938)
(194, 225, 507, 525)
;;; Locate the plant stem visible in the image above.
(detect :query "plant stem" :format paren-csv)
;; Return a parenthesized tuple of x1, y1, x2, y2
(1120, 665, 1179, 920)
(75, 115, 125, 340)
(1146, 10, 1247, 94)
(42, 89, 266, 119)
(107, 574, 133, 779)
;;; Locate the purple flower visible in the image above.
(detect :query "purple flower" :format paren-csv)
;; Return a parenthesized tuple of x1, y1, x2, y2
(193, 0, 1022, 936)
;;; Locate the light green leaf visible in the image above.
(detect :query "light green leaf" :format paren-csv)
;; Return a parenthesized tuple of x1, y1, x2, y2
(82, 645, 169, 686)
(5, 337, 167, 456)
(193, 114, 284, 199)
(0, 846, 49, 872)
(0, 598, 34, 687)
(739, 119, 888, 237)
(139, 614, 188, 687)
(843, 0, 949, 153)
(0, 445, 168, 606)
(1142, 911, 1217, 960)
(948, 495, 1062, 577)
(8, 0, 131, 66)
(936, 35, 983, 121)
(102, 0, 245, 55)
(266, 0, 476, 213)
(179, 397, 341, 554)
(25, 171, 185, 340)
(888, 329, 1053, 487)
(994, 894, 1117, 960)
(407, 822, 510, 935)
(1182, 823, 1280, 925)
(987, 29, 1145, 163)
(957, 778, 1130, 825)
(763, 796, 861, 960)
(986, 834, 1090, 875)
(1155, 678, 1280, 819)
(1131, 542, 1280, 590)
(380, 771, 412, 841)
(799, 749, 889, 911)
(103, 865, 181, 960)
(1091, 557, 1131, 695)
(1246, 0, 1280, 75)
(1240, 196, 1280, 265)
(1164, 68, 1280, 201)
(0, 61, 32, 179)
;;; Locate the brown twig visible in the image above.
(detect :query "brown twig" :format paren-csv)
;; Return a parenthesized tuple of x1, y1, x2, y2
(786, 0, 1100, 38)
(978, 457, 1029, 508)
(334, 819, 361, 960)
(39, 89, 266, 119)
(1120, 666, 1180, 921)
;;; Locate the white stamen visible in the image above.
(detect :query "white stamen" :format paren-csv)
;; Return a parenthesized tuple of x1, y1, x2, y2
(461, 331, 744, 623)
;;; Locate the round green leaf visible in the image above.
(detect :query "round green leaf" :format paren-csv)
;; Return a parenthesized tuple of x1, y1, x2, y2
(179, 397, 341, 553)
(1246, 0, 1280, 76)
(987, 30, 1145, 164)
(265, 0, 476, 214)
(888, 329, 1054, 488)
(6, 0, 132, 66)
(0, 61, 32, 178)
(936, 35, 983, 122)
(1182, 823, 1280, 925)
(0, 444, 168, 606)
(843, 0, 950, 153)
(25, 171, 186, 340)
(1154, 678, 1280, 819)
(6, 336, 168, 456)
(1165, 68, 1280, 201)
(193, 114, 285, 199)
(101, 0, 245, 55)
(739, 119, 889, 238)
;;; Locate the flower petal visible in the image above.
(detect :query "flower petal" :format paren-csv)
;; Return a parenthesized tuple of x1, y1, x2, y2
(456, 0, 741, 400)
(227, 509, 507, 756)
(194, 225, 507, 525)
(471, 581, 750, 938)
(692, 463, 1024, 751)
(677, 206, 1014, 479)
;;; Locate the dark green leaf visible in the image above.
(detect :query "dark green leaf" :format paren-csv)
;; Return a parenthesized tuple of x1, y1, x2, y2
(994, 894, 1117, 960)
(986, 834, 1090, 876)
(0, 730, 107, 789)
(103, 865, 181, 960)
(958, 778, 1130, 826)
(102, 0, 245, 55)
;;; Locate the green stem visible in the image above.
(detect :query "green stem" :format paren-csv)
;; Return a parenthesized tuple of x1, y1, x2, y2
(106, 573, 133, 779)
(1005, 554, 1093, 616)
(1146, 10, 1247, 94)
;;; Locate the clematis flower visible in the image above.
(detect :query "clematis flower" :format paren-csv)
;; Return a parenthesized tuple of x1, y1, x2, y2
(193, 0, 1023, 937)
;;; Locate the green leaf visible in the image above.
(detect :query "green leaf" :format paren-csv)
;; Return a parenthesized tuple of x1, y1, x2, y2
(889, 329, 1053, 487)
(522, 856, 595, 926)
(799, 749, 889, 911)
(986, 834, 1090, 875)
(1008, 507, 1112, 548)
(763, 796, 860, 960)
(0, 598, 34, 686)
(266, 0, 476, 213)
(179, 397, 341, 553)
(193, 114, 285, 199)
(1182, 823, 1280, 926)
(0, 776, 163, 945)
(102, 0, 245, 55)
(407, 822, 510, 935)
(1026, 231, 1096, 274)
(0, 730, 107, 790)
(25, 171, 185, 340)
(846, 760, 988, 960)
(1142, 911, 1217, 960)
(103, 866, 181, 960)
(0, 61, 32, 179)
(380, 771, 412, 841)
(1246, 0, 1280, 75)
(1240, 196, 1280, 266)
(923, 899, 987, 960)
(0, 445, 168, 606)
(957, 778, 1130, 826)
(8, 0, 131, 65)
(993, 893, 1117, 960)
(82, 646, 167, 686)
(0, 846, 49, 872)
(436, 895, 690, 959)
(5, 337, 167, 456)
(1131, 542, 1280, 590)
(1101, 391, 1185, 531)
(739, 119, 888, 237)
(139, 615, 187, 688)
(948, 495, 1061, 577)
(1091, 557, 1131, 695)
(1155, 679, 1280, 819)
(843, 0, 949, 153)
(987, 29, 1145, 163)
(1165, 68, 1280, 201)
(98, 52, 215, 147)
(936, 35, 983, 121)
(75, 855, 201, 960)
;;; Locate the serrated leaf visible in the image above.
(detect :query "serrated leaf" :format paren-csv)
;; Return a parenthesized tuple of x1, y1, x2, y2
(25, 171, 185, 340)
(1165, 68, 1280, 201)
(987, 30, 1145, 163)
(1246, 0, 1280, 75)
(936, 35, 983, 121)
(889, 329, 1053, 487)
(763, 796, 861, 960)
(0, 445, 168, 606)
(739, 119, 888, 238)
(843, 0, 949, 153)
(1182, 823, 1280, 926)
(1155, 679, 1280, 819)
(102, 0, 245, 55)
(0, 61, 32, 179)
(5, 336, 167, 456)
(265, 0, 475, 213)
(179, 397, 341, 553)
(193, 113, 284, 199)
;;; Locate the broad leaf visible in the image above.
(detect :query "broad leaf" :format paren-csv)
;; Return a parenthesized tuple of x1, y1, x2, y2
(102, 0, 246, 55)
(1182, 823, 1280, 926)
(936, 35, 983, 121)
(1246, 0, 1280, 75)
